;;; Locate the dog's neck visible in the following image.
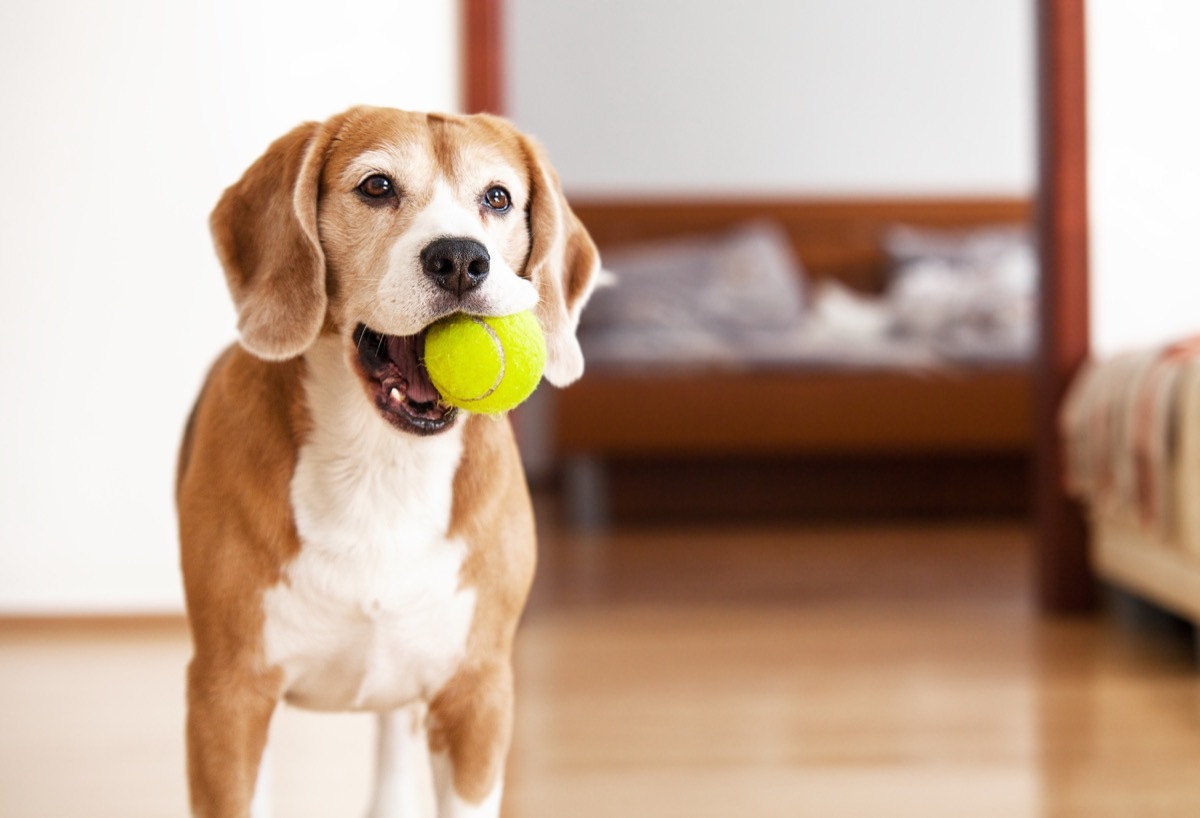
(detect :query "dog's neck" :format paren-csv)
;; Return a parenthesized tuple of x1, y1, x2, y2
(291, 335, 465, 557)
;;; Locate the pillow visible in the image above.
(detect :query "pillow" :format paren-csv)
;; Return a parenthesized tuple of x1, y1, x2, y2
(883, 224, 1031, 273)
(882, 224, 1037, 358)
(580, 221, 806, 335)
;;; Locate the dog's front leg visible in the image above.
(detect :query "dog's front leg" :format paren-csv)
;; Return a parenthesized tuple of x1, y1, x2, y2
(367, 704, 438, 818)
(429, 662, 514, 818)
(186, 659, 281, 818)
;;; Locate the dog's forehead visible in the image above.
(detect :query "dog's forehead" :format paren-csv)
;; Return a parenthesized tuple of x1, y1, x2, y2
(328, 109, 529, 193)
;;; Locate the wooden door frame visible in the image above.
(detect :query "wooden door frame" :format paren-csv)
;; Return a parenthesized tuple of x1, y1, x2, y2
(461, 0, 505, 114)
(1035, 0, 1094, 612)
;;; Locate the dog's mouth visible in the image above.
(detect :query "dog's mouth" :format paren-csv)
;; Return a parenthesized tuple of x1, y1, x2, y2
(352, 323, 458, 435)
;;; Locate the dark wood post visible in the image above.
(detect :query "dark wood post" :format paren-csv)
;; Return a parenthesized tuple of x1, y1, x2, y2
(462, 0, 505, 115)
(1035, 0, 1094, 612)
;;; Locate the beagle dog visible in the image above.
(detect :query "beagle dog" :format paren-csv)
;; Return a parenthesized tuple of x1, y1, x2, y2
(176, 106, 598, 818)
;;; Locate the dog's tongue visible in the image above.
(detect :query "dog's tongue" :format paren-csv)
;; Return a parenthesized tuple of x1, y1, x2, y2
(386, 332, 440, 404)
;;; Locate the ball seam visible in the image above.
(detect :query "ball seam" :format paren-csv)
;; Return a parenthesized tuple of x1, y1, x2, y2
(460, 315, 506, 402)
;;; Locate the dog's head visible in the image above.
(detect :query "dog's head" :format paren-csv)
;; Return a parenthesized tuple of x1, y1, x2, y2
(210, 106, 599, 435)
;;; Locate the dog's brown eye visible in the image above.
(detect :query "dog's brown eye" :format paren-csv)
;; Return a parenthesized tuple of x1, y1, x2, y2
(358, 175, 395, 199)
(483, 186, 511, 212)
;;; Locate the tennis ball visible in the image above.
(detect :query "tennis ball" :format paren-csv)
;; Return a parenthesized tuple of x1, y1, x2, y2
(423, 312, 546, 414)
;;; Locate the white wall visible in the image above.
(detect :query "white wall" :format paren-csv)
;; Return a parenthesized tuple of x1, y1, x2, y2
(1087, 1, 1200, 357)
(509, 0, 1035, 196)
(0, 0, 459, 613)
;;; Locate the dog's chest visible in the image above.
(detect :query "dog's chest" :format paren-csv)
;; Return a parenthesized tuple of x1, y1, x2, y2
(262, 355, 474, 712)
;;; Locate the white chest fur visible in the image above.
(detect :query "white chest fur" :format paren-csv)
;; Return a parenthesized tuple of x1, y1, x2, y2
(262, 338, 475, 712)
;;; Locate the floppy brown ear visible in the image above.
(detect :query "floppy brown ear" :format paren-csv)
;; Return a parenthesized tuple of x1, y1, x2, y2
(209, 120, 335, 361)
(519, 135, 600, 387)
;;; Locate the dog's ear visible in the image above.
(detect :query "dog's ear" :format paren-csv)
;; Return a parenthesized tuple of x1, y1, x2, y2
(210, 120, 336, 361)
(519, 135, 600, 387)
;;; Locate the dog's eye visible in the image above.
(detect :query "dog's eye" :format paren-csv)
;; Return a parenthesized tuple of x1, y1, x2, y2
(358, 175, 395, 200)
(483, 186, 511, 212)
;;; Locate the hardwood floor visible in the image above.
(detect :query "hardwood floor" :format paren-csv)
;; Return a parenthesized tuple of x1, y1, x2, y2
(2, 514, 1199, 817)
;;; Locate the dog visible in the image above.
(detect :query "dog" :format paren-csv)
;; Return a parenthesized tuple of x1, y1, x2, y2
(176, 106, 599, 818)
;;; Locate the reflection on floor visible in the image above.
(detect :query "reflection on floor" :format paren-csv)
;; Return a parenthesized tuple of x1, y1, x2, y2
(2, 511, 1199, 817)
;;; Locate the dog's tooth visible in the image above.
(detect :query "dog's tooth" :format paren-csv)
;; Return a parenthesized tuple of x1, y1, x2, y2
(389, 387, 402, 403)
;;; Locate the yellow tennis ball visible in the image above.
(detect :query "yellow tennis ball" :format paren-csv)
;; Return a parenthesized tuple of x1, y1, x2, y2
(423, 312, 547, 414)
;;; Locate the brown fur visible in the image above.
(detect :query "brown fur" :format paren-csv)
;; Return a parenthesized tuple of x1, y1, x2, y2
(517, 132, 596, 347)
(177, 348, 305, 817)
(177, 106, 597, 816)
(429, 413, 537, 801)
(209, 121, 331, 361)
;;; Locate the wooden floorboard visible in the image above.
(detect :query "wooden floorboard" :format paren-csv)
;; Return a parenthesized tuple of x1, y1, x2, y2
(2, 513, 1199, 817)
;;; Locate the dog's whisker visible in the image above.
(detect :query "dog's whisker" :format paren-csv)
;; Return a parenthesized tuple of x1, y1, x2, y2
(356, 303, 386, 354)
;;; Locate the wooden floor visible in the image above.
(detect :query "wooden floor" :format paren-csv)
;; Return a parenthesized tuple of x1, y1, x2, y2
(3, 513, 1200, 817)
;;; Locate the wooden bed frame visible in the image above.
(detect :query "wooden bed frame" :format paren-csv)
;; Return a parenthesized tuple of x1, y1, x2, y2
(558, 197, 1034, 462)
(572, 197, 1030, 294)
(1093, 519, 1200, 626)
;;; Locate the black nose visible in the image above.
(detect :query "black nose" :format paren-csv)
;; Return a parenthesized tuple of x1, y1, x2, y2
(420, 238, 490, 297)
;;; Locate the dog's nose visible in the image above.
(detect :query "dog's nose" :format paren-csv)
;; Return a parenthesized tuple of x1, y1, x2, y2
(420, 238, 490, 297)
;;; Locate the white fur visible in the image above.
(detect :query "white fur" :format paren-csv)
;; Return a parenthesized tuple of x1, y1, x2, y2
(368, 706, 438, 818)
(442, 785, 503, 818)
(372, 179, 538, 338)
(543, 327, 587, 388)
(261, 336, 476, 713)
(250, 740, 272, 818)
